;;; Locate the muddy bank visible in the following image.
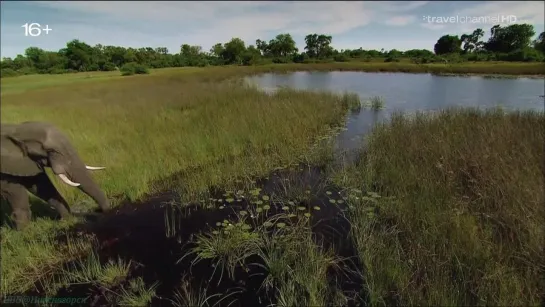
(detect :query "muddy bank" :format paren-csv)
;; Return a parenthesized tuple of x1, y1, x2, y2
(27, 165, 365, 306)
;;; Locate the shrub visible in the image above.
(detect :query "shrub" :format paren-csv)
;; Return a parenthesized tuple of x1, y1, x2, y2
(272, 57, 290, 64)
(120, 62, 150, 76)
(384, 56, 400, 62)
(101, 62, 117, 71)
(292, 53, 309, 63)
(1, 68, 21, 78)
(505, 48, 544, 62)
(333, 54, 350, 62)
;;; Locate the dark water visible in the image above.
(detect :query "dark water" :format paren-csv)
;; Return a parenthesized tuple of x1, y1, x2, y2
(246, 71, 545, 156)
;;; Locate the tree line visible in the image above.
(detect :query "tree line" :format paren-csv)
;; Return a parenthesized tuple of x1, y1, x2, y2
(1, 23, 544, 78)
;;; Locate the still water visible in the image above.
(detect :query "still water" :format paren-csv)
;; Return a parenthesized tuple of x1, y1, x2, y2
(246, 71, 545, 156)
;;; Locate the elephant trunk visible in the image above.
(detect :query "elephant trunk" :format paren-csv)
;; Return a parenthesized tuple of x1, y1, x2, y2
(67, 164, 110, 212)
(51, 152, 110, 212)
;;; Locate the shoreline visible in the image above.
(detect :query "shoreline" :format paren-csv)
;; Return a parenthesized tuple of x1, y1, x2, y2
(254, 62, 545, 78)
(2, 62, 545, 82)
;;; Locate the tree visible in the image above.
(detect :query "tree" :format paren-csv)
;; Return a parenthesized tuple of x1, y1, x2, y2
(304, 34, 333, 58)
(255, 39, 269, 56)
(533, 32, 545, 53)
(222, 38, 246, 64)
(485, 24, 535, 53)
(241, 45, 261, 65)
(267, 33, 298, 58)
(62, 39, 95, 71)
(180, 44, 202, 57)
(461, 28, 485, 53)
(210, 43, 225, 58)
(304, 34, 319, 58)
(434, 35, 462, 55)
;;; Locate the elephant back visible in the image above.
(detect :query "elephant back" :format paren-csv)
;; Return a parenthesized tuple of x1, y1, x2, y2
(0, 135, 44, 176)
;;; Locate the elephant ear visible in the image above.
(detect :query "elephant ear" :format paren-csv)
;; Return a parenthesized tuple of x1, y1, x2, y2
(1, 136, 43, 176)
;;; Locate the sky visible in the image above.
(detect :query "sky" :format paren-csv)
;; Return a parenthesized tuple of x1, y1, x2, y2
(1, 1, 544, 58)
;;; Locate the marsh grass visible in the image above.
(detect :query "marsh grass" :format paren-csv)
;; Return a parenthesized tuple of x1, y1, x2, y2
(171, 277, 239, 307)
(116, 277, 158, 306)
(337, 107, 545, 305)
(341, 92, 362, 112)
(0, 217, 92, 296)
(61, 251, 132, 289)
(185, 211, 348, 306)
(361, 96, 385, 110)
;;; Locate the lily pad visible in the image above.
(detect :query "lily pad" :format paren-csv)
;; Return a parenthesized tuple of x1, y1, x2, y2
(262, 195, 270, 201)
(212, 231, 219, 235)
(216, 222, 222, 226)
(329, 199, 336, 204)
(304, 213, 311, 217)
(297, 206, 306, 211)
(282, 206, 289, 211)
(263, 205, 271, 210)
(313, 206, 321, 210)
(276, 223, 286, 228)
(239, 210, 248, 216)
(264, 221, 274, 228)
(326, 191, 332, 195)
(256, 207, 263, 213)
(226, 198, 235, 203)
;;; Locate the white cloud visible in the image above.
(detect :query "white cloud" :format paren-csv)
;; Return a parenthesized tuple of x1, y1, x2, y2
(383, 15, 417, 26)
(30, 1, 430, 45)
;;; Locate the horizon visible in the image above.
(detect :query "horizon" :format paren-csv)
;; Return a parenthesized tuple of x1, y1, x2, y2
(1, 1, 544, 58)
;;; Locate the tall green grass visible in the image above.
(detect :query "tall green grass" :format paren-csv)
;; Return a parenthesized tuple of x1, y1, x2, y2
(1, 69, 351, 206)
(0, 66, 353, 297)
(335, 108, 545, 305)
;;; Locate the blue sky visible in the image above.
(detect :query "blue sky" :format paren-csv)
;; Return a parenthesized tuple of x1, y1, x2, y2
(1, 1, 544, 58)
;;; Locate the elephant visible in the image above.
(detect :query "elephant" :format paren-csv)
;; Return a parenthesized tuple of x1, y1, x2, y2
(1, 121, 110, 230)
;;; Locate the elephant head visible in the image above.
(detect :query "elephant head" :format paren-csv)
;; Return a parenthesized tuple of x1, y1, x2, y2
(0, 121, 110, 211)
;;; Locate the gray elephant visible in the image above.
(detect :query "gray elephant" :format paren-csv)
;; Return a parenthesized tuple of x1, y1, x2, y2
(1, 121, 110, 230)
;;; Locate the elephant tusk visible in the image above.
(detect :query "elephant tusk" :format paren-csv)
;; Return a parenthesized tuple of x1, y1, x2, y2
(58, 174, 81, 187)
(86, 165, 106, 170)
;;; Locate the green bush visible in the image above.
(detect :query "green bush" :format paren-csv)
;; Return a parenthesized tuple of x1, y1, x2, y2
(333, 54, 350, 62)
(120, 62, 150, 76)
(272, 57, 290, 64)
(1, 68, 21, 78)
(292, 53, 309, 63)
(384, 56, 400, 62)
(101, 62, 117, 71)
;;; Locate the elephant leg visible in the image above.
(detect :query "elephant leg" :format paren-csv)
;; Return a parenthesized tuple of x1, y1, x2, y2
(28, 173, 72, 219)
(0, 179, 31, 230)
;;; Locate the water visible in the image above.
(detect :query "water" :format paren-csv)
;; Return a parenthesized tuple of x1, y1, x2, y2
(246, 72, 545, 159)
